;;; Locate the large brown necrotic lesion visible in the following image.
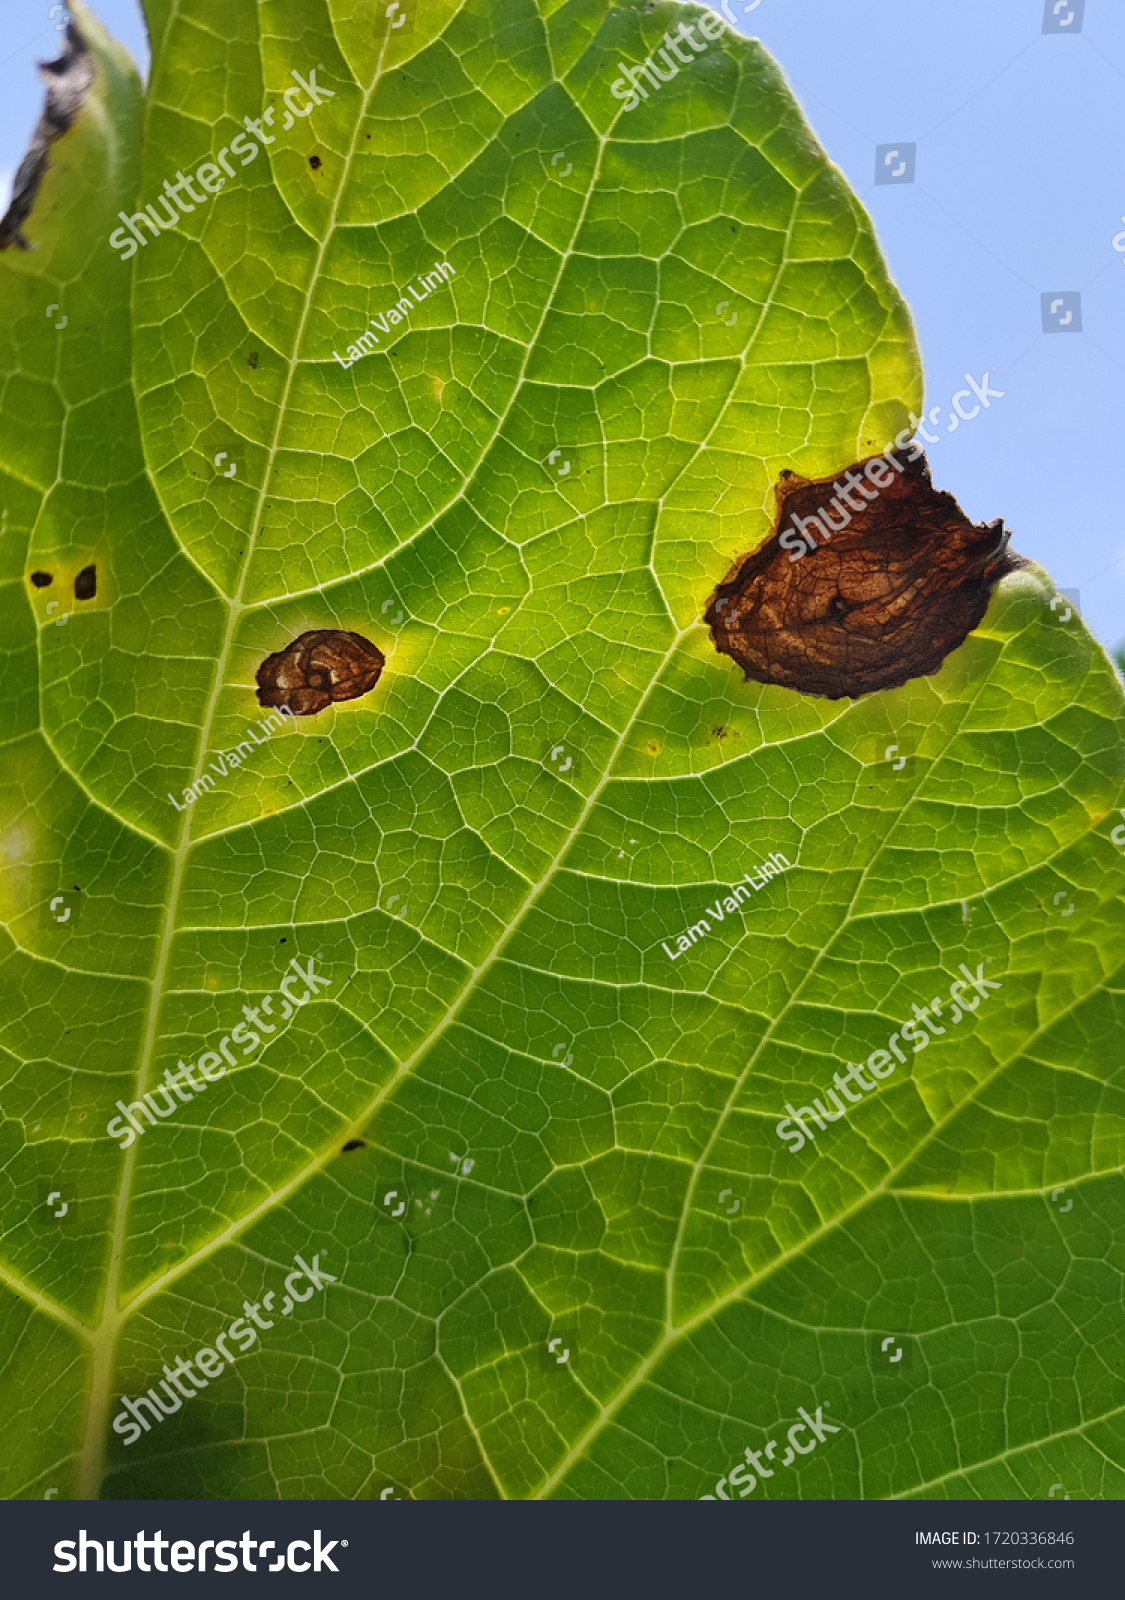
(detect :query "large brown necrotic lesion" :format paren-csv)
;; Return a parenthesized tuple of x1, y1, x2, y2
(704, 449, 1027, 700)
(256, 629, 385, 717)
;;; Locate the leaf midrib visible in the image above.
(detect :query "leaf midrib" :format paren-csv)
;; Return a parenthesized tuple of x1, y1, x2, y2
(73, 5, 654, 1497)
(76, 16, 407, 1501)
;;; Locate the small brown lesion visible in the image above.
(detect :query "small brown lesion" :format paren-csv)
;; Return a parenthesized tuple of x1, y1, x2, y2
(704, 449, 1028, 700)
(256, 629, 386, 717)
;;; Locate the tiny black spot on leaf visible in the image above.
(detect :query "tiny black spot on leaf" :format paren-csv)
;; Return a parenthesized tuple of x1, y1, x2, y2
(30, 571, 52, 588)
(256, 629, 386, 717)
(74, 564, 96, 601)
(341, 1139, 366, 1152)
(309, 154, 322, 169)
(705, 450, 1027, 700)
(247, 350, 259, 368)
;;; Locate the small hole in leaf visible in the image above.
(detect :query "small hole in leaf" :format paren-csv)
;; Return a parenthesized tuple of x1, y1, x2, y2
(74, 564, 96, 600)
(30, 571, 52, 588)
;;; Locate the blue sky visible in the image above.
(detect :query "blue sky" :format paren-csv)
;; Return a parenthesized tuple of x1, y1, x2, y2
(3, 0, 1123, 656)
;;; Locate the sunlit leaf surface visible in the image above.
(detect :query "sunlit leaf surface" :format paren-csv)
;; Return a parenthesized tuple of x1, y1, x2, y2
(1, 0, 1123, 1501)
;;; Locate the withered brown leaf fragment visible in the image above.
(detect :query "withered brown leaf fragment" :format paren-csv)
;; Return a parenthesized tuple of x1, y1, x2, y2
(704, 450, 1027, 699)
(256, 629, 385, 717)
(0, 23, 94, 252)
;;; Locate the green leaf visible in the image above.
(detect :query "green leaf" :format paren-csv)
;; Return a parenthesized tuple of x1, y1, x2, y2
(2, 0, 1123, 1502)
